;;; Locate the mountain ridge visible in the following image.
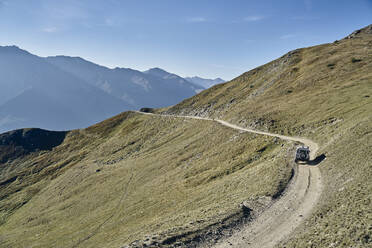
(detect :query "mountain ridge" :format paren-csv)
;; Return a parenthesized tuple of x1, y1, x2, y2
(0, 47, 131, 133)
(45, 55, 205, 106)
(0, 46, 215, 133)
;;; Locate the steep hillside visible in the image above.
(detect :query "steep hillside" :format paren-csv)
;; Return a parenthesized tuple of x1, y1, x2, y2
(0, 112, 292, 247)
(0, 25, 370, 248)
(162, 24, 372, 247)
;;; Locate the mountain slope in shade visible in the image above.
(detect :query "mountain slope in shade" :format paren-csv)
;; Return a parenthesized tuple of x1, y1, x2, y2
(0, 46, 132, 133)
(185, 76, 225, 88)
(45, 57, 204, 108)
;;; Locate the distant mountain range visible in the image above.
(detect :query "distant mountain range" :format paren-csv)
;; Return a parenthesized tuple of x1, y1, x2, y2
(0, 46, 223, 133)
(45, 57, 204, 108)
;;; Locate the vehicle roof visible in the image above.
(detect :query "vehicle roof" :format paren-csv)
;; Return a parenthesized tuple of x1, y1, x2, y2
(297, 146, 310, 150)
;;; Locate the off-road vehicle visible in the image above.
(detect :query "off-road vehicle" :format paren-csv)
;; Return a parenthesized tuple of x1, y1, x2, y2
(139, 107, 154, 113)
(295, 146, 310, 163)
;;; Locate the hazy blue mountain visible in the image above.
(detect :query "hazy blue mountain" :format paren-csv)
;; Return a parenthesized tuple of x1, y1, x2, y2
(185, 76, 225, 88)
(0, 46, 209, 133)
(0, 46, 132, 133)
(45, 57, 204, 108)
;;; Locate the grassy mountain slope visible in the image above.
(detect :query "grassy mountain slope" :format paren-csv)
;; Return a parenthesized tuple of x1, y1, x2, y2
(0, 25, 371, 248)
(0, 112, 293, 247)
(162, 24, 372, 247)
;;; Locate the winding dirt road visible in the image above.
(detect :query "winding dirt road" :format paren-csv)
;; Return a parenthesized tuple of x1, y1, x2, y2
(134, 111, 322, 248)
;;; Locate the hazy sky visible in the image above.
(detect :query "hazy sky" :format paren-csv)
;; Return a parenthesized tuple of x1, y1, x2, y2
(0, 0, 371, 80)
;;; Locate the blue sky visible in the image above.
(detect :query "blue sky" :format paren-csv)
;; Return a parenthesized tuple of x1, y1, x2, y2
(0, 0, 371, 80)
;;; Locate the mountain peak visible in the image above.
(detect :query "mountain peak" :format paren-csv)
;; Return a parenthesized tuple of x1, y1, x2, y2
(144, 67, 176, 79)
(0, 45, 31, 55)
(144, 67, 169, 75)
(147, 67, 166, 72)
